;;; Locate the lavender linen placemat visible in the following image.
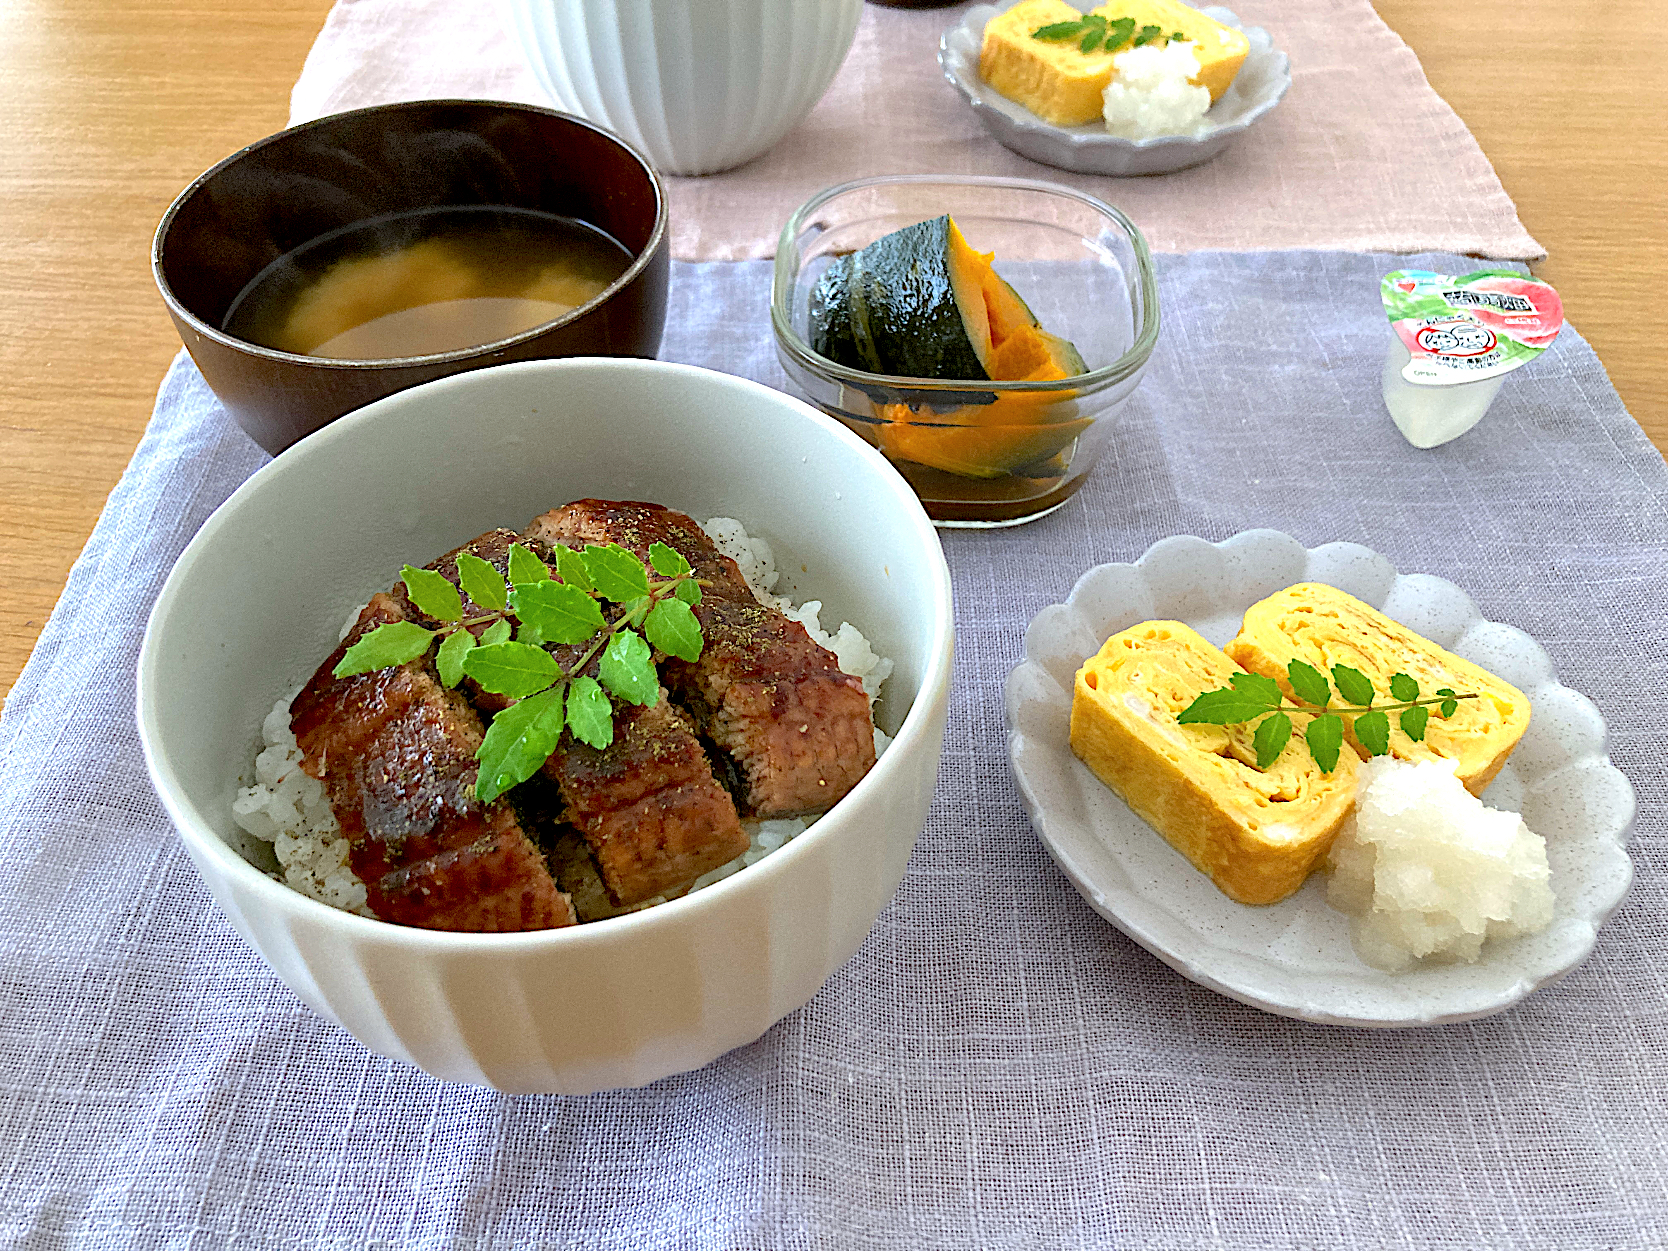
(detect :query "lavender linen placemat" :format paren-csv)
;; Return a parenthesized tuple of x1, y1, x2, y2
(287, 0, 1541, 262)
(2, 252, 1664, 1249)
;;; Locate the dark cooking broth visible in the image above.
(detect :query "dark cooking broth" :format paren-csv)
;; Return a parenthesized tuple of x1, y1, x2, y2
(223, 207, 633, 360)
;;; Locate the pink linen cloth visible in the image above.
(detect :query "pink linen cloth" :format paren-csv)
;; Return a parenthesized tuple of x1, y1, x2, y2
(288, 0, 1540, 261)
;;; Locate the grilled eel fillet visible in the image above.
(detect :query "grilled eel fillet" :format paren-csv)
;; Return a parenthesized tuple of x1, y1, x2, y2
(525, 501, 877, 818)
(290, 593, 575, 932)
(406, 530, 748, 908)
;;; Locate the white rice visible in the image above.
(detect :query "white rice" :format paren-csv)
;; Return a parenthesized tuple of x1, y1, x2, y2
(231, 703, 372, 916)
(232, 518, 894, 915)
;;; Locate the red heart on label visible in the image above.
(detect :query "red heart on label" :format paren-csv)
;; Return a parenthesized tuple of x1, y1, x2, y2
(1396, 281, 1416, 293)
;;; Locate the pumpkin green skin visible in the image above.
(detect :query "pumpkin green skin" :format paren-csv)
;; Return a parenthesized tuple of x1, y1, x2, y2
(1035, 327, 1089, 377)
(809, 213, 1090, 409)
(809, 253, 877, 373)
(810, 215, 992, 381)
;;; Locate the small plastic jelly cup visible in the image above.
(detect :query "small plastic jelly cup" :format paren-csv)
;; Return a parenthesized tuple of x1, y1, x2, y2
(1379, 270, 1563, 450)
(1381, 334, 1507, 449)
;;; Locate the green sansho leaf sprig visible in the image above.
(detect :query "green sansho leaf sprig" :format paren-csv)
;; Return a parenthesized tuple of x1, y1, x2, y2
(333, 540, 705, 802)
(1176, 661, 1476, 773)
(1032, 14, 1183, 55)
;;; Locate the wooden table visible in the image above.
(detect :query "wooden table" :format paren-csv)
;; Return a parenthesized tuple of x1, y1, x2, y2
(1, 0, 1663, 704)
(1379, 0, 1667, 439)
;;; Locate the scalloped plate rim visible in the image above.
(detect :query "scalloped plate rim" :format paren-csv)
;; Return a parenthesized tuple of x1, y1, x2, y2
(1004, 529, 1637, 1027)
(939, 2, 1293, 175)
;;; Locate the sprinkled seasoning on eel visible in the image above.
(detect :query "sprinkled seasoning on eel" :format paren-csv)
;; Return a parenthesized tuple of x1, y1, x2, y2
(402, 528, 749, 908)
(525, 501, 878, 818)
(290, 593, 576, 931)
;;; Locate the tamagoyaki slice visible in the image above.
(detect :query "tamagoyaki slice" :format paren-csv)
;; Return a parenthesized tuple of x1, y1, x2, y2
(1071, 621, 1357, 905)
(1224, 584, 1530, 796)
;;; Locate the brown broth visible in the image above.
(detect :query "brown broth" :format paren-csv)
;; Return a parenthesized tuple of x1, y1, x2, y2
(224, 207, 633, 360)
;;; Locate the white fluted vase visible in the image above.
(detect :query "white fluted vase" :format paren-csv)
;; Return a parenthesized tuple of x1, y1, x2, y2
(499, 0, 863, 176)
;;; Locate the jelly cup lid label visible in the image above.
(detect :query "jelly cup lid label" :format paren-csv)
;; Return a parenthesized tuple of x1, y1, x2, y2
(1381, 269, 1563, 386)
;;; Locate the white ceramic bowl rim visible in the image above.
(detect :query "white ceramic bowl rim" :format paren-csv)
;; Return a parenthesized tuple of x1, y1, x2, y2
(771, 174, 1161, 393)
(152, 99, 669, 371)
(136, 357, 956, 953)
(499, 0, 865, 178)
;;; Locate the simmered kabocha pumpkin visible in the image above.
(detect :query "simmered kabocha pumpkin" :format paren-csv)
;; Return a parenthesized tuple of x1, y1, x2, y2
(808, 215, 1090, 479)
(810, 215, 1062, 380)
(874, 325, 1092, 479)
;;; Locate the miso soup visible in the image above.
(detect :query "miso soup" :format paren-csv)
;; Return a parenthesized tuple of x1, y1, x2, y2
(224, 206, 633, 360)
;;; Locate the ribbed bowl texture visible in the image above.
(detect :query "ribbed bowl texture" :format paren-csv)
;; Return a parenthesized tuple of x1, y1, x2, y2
(500, 0, 864, 176)
(138, 358, 955, 1092)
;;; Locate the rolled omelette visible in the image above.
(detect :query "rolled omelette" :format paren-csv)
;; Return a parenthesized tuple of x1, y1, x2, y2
(1224, 583, 1529, 795)
(1071, 621, 1358, 906)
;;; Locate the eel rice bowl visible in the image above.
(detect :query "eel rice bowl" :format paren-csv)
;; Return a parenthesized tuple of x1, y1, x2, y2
(231, 502, 893, 931)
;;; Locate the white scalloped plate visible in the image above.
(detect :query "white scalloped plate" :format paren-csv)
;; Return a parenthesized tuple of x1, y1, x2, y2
(1004, 531, 1636, 1026)
(940, 4, 1291, 177)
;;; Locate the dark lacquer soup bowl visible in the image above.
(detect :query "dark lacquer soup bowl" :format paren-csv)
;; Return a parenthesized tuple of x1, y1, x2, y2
(154, 100, 669, 454)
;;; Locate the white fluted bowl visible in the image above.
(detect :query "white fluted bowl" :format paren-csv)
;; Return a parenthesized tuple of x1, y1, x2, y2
(137, 358, 954, 1092)
(499, 0, 863, 176)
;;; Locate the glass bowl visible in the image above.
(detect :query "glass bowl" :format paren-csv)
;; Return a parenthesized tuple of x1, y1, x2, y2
(772, 175, 1159, 527)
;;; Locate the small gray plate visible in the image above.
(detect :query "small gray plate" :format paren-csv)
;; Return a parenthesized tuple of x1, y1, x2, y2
(1005, 531, 1636, 1026)
(941, 3, 1291, 176)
